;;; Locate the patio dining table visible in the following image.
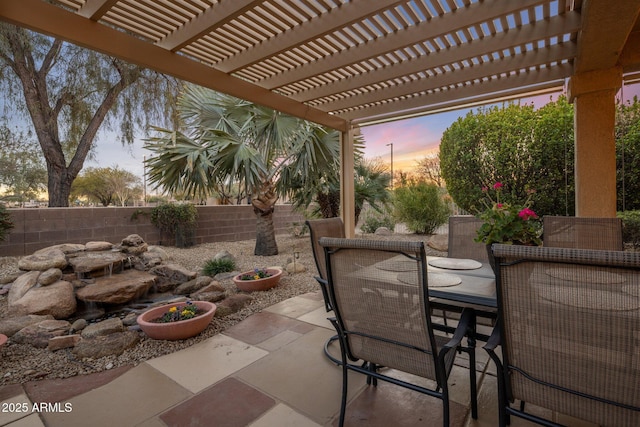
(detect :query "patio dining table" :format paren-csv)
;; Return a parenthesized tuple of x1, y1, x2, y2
(334, 254, 499, 340)
(371, 254, 498, 316)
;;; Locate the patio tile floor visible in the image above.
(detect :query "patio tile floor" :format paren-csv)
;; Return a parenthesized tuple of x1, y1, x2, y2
(0, 290, 597, 426)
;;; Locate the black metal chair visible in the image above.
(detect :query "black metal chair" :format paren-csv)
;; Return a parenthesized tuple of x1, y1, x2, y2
(487, 244, 640, 427)
(320, 237, 477, 427)
(542, 216, 624, 251)
(448, 215, 489, 261)
(306, 217, 345, 312)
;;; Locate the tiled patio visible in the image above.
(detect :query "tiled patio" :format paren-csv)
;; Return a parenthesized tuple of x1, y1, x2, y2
(0, 291, 597, 427)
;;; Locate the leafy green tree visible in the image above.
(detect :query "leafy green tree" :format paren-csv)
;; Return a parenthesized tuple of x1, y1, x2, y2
(71, 166, 141, 206)
(107, 167, 142, 206)
(393, 180, 450, 234)
(415, 153, 444, 187)
(145, 85, 337, 256)
(0, 126, 47, 204)
(616, 97, 640, 211)
(0, 203, 13, 242)
(440, 97, 574, 216)
(0, 24, 178, 206)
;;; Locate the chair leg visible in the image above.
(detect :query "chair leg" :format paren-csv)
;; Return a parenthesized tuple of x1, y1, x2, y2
(467, 345, 478, 419)
(365, 362, 378, 386)
(442, 387, 450, 427)
(339, 363, 348, 427)
(339, 348, 349, 427)
(464, 310, 478, 419)
(488, 349, 508, 427)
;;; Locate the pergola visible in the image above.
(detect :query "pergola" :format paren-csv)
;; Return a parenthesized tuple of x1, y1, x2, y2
(1, 0, 639, 236)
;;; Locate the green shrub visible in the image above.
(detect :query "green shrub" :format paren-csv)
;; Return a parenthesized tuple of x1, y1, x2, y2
(202, 258, 237, 277)
(150, 202, 198, 247)
(618, 210, 640, 248)
(393, 182, 450, 234)
(0, 204, 14, 242)
(359, 209, 396, 234)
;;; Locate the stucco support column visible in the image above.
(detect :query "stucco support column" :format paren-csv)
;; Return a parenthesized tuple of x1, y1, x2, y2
(340, 127, 356, 237)
(568, 67, 622, 217)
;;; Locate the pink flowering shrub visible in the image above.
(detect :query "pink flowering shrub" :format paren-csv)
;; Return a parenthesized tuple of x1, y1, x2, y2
(474, 182, 542, 245)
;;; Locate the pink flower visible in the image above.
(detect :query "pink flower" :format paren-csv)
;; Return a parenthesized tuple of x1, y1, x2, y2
(481, 186, 488, 192)
(496, 203, 503, 208)
(493, 182, 503, 190)
(518, 208, 538, 220)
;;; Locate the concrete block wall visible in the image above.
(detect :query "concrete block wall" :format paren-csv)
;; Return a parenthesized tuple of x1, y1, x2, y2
(0, 205, 306, 257)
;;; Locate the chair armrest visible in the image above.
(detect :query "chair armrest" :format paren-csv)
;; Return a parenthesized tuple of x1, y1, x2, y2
(483, 321, 501, 353)
(314, 276, 327, 285)
(441, 308, 475, 351)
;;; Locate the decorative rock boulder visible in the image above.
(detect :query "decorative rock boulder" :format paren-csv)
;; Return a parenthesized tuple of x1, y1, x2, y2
(81, 318, 124, 338)
(72, 330, 140, 359)
(75, 269, 156, 304)
(0, 314, 54, 337)
(121, 234, 145, 247)
(12, 319, 72, 348)
(8, 271, 40, 304)
(173, 276, 213, 295)
(70, 318, 88, 333)
(286, 261, 306, 273)
(213, 250, 236, 264)
(9, 281, 77, 319)
(38, 268, 63, 286)
(141, 246, 169, 267)
(147, 246, 169, 261)
(34, 243, 85, 255)
(119, 234, 148, 255)
(150, 263, 197, 292)
(48, 334, 82, 352)
(191, 281, 226, 302)
(67, 251, 128, 277)
(18, 248, 67, 271)
(85, 241, 114, 251)
(214, 294, 253, 317)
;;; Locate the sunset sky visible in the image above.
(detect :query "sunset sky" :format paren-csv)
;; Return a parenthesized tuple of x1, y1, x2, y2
(84, 83, 640, 182)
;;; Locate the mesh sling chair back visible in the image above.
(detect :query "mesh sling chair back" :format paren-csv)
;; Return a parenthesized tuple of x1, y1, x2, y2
(319, 237, 477, 427)
(486, 244, 640, 427)
(542, 216, 624, 251)
(306, 217, 345, 311)
(448, 216, 489, 261)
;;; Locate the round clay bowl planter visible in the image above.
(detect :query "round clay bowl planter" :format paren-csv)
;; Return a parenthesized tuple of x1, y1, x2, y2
(137, 301, 216, 341)
(233, 268, 282, 292)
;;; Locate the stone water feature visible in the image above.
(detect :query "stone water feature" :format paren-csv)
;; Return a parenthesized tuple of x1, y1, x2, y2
(0, 234, 252, 359)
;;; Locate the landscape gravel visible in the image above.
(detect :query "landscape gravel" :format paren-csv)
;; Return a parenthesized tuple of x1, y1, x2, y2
(0, 232, 445, 386)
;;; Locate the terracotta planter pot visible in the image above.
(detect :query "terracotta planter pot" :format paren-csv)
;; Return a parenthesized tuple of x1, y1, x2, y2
(233, 268, 282, 292)
(137, 301, 216, 341)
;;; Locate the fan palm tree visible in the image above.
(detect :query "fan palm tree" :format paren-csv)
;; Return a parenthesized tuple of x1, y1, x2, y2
(285, 156, 391, 225)
(144, 84, 341, 256)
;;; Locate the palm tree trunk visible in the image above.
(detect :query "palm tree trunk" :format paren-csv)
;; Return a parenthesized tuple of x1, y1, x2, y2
(254, 206, 278, 255)
(252, 180, 279, 256)
(317, 190, 340, 218)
